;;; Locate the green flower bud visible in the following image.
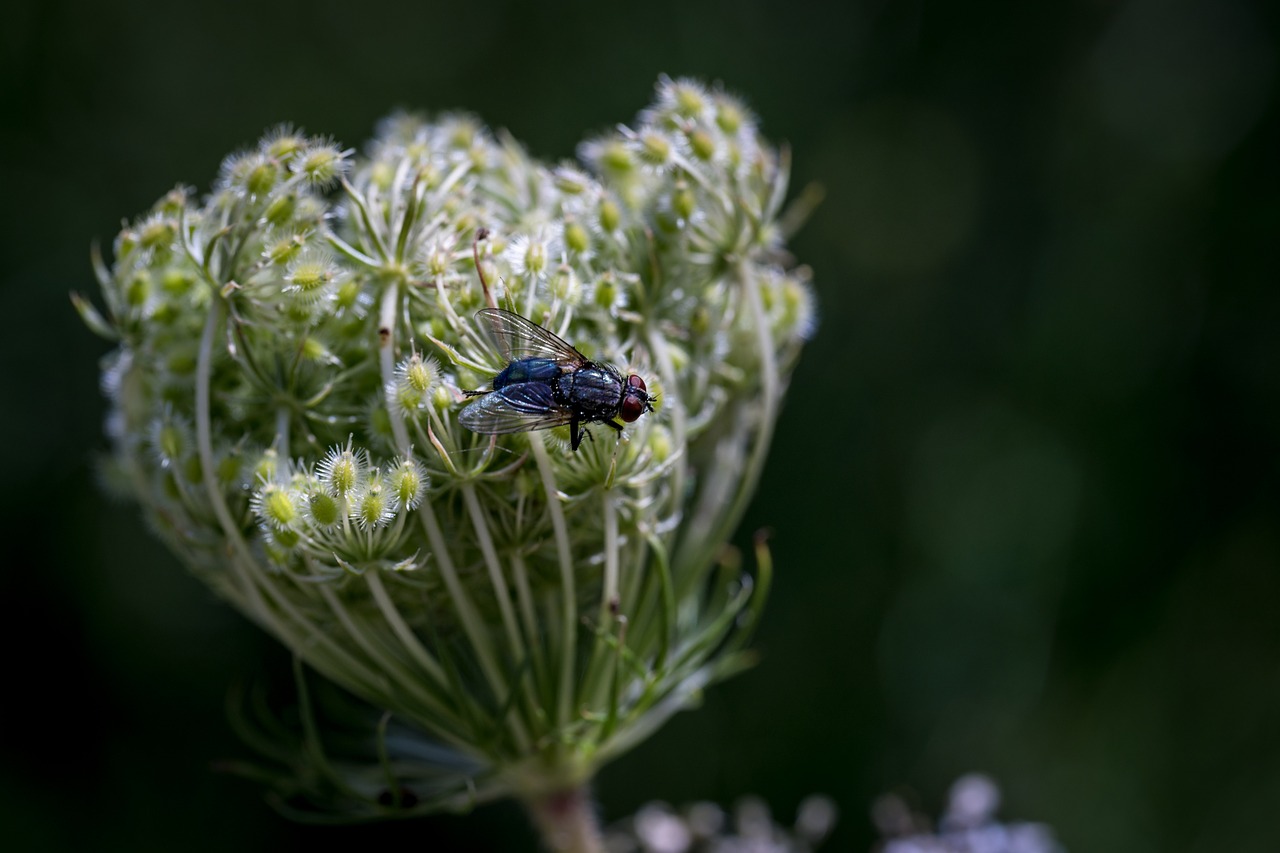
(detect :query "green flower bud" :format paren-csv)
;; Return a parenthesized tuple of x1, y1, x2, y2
(564, 222, 590, 254)
(284, 251, 340, 302)
(264, 194, 297, 226)
(308, 490, 341, 528)
(390, 459, 425, 510)
(370, 161, 395, 191)
(160, 268, 194, 295)
(648, 426, 673, 464)
(264, 127, 306, 161)
(716, 99, 744, 133)
(246, 161, 278, 196)
(125, 272, 149, 308)
(139, 218, 176, 252)
(673, 184, 697, 221)
(599, 199, 621, 233)
(154, 422, 185, 466)
(449, 120, 476, 149)
(299, 336, 330, 362)
(405, 353, 436, 394)
(294, 140, 348, 188)
(418, 163, 441, 189)
(319, 444, 363, 498)
(689, 128, 716, 161)
(264, 232, 306, 265)
(253, 482, 299, 530)
(252, 449, 279, 487)
(431, 385, 453, 414)
(638, 132, 671, 166)
(554, 167, 590, 194)
(673, 82, 706, 118)
(352, 476, 391, 529)
(270, 526, 301, 550)
(550, 268, 579, 302)
(157, 188, 187, 216)
(600, 140, 633, 173)
(594, 274, 618, 310)
(425, 242, 452, 277)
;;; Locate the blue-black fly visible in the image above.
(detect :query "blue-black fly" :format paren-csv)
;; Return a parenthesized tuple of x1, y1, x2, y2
(459, 308, 655, 451)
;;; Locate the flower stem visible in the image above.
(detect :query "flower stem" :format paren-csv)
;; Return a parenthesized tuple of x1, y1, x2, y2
(530, 433, 577, 739)
(523, 786, 604, 853)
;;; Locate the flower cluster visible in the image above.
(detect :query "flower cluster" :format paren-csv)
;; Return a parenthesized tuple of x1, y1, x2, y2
(79, 76, 814, 823)
(872, 775, 1064, 853)
(605, 795, 837, 852)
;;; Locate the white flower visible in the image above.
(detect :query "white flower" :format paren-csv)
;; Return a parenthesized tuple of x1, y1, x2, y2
(503, 223, 564, 280)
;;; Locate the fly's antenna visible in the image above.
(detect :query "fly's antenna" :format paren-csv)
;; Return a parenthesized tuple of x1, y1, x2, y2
(473, 227, 497, 311)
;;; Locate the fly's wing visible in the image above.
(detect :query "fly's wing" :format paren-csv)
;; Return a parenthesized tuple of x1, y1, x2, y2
(458, 382, 575, 435)
(477, 308, 588, 365)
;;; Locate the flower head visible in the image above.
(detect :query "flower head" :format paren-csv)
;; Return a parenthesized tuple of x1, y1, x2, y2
(606, 795, 837, 853)
(79, 76, 815, 821)
(873, 775, 1063, 853)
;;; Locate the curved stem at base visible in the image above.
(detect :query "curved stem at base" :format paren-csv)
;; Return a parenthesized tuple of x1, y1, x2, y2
(523, 786, 605, 853)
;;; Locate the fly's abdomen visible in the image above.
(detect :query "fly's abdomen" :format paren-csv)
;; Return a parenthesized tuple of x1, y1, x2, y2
(493, 358, 562, 390)
(555, 365, 623, 419)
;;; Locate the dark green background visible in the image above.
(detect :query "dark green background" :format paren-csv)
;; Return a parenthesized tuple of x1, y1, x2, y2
(3, 0, 1278, 849)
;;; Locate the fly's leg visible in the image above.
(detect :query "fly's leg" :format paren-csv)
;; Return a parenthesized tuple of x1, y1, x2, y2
(571, 418, 595, 451)
(605, 424, 625, 487)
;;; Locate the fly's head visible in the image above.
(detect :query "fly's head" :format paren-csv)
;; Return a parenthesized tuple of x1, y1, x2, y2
(620, 374, 656, 423)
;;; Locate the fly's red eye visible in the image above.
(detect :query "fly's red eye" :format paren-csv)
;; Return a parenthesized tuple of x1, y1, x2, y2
(620, 394, 645, 423)
(627, 375, 647, 392)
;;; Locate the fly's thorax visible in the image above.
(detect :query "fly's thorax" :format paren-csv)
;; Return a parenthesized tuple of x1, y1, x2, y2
(553, 363, 626, 419)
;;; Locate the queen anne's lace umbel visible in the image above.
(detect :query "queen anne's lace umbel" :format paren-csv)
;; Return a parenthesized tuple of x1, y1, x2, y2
(79, 76, 815, 817)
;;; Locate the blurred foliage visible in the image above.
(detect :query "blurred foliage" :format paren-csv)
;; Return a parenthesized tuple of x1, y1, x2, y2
(2, 0, 1277, 850)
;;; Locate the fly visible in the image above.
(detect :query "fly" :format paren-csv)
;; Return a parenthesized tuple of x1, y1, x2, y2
(459, 308, 655, 451)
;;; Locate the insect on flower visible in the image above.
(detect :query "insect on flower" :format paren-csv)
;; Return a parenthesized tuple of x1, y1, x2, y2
(460, 308, 655, 451)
